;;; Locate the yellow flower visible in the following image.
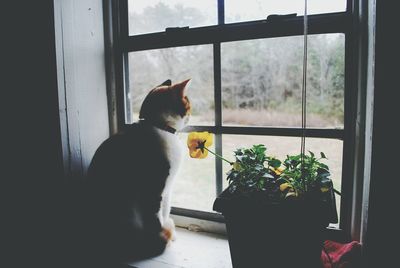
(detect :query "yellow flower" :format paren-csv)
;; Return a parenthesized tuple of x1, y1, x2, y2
(279, 182, 292, 192)
(273, 166, 285, 175)
(285, 191, 298, 199)
(320, 187, 330, 193)
(187, 132, 213, 159)
(232, 161, 243, 171)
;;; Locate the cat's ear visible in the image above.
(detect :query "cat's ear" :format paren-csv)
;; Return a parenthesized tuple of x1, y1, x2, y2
(159, 79, 172, 87)
(175, 78, 191, 98)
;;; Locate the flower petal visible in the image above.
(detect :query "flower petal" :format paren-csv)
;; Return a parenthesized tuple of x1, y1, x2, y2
(320, 187, 330, 193)
(189, 148, 201, 158)
(197, 150, 208, 159)
(187, 132, 213, 159)
(232, 162, 243, 171)
(277, 166, 285, 175)
(187, 132, 213, 146)
(285, 191, 297, 199)
(203, 133, 213, 147)
(189, 148, 208, 159)
(279, 182, 292, 192)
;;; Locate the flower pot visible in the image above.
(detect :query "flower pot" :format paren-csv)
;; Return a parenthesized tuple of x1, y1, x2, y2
(213, 188, 337, 268)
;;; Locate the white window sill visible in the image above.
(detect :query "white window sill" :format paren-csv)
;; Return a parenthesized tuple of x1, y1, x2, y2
(125, 227, 232, 268)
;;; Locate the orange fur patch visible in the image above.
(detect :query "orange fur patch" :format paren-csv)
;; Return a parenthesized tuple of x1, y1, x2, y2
(139, 80, 191, 120)
(161, 227, 173, 242)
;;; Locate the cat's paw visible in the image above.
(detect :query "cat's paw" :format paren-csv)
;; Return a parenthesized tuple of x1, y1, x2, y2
(160, 227, 173, 244)
(163, 217, 177, 241)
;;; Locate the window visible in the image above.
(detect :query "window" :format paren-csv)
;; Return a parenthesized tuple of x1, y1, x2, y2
(109, 0, 358, 235)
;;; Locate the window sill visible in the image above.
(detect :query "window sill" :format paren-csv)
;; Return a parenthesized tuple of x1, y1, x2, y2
(125, 227, 232, 268)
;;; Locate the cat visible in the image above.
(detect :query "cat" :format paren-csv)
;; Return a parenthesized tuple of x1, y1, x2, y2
(85, 78, 191, 262)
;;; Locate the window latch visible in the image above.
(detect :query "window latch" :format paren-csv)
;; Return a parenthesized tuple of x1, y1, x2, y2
(266, 13, 297, 22)
(165, 26, 189, 34)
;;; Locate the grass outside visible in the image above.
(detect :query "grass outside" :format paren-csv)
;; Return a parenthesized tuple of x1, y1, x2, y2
(190, 108, 343, 128)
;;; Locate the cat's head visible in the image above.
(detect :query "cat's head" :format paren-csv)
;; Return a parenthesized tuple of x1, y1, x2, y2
(139, 79, 191, 131)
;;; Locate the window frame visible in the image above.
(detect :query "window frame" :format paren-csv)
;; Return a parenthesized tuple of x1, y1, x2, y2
(105, 0, 361, 240)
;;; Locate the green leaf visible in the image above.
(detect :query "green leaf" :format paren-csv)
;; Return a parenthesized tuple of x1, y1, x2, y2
(253, 164, 264, 171)
(269, 158, 281, 168)
(320, 152, 327, 159)
(227, 171, 239, 181)
(235, 155, 246, 162)
(318, 163, 329, 171)
(257, 179, 265, 189)
(253, 144, 266, 153)
(262, 173, 274, 179)
(320, 176, 332, 184)
(277, 178, 290, 184)
(318, 170, 330, 177)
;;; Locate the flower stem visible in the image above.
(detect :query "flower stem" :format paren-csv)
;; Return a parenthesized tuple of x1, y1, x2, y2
(204, 147, 233, 165)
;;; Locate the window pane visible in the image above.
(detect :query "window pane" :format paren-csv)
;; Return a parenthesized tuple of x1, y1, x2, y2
(306, 137, 342, 228)
(128, 45, 215, 125)
(171, 133, 216, 212)
(128, 0, 217, 35)
(221, 34, 345, 128)
(221, 135, 342, 227)
(225, 0, 346, 23)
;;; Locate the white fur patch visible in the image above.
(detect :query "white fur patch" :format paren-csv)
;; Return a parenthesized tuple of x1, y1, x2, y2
(150, 112, 189, 237)
(153, 127, 183, 230)
(155, 128, 183, 192)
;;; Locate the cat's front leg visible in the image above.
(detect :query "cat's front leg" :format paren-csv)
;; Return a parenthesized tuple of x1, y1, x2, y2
(161, 192, 176, 241)
(163, 217, 176, 241)
(157, 209, 164, 227)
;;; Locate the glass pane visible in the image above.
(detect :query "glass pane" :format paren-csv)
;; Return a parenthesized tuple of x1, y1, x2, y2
(226, 0, 346, 23)
(221, 135, 342, 226)
(128, 45, 215, 125)
(171, 133, 216, 212)
(128, 0, 217, 35)
(306, 137, 343, 228)
(221, 34, 345, 128)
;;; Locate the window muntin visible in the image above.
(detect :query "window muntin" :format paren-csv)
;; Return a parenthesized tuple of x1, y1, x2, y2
(225, 0, 346, 23)
(221, 34, 345, 128)
(128, 45, 215, 125)
(128, 0, 217, 36)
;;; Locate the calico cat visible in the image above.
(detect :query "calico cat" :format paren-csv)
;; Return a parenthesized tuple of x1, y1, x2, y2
(86, 79, 191, 262)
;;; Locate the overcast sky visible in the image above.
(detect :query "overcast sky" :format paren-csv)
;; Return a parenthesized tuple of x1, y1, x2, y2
(128, 0, 346, 21)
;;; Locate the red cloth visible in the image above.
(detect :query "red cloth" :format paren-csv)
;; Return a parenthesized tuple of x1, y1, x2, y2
(321, 240, 362, 268)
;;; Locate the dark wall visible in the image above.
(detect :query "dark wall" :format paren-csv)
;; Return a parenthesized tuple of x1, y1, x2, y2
(8, 4, 63, 180)
(364, 0, 398, 267)
(5, 1, 64, 266)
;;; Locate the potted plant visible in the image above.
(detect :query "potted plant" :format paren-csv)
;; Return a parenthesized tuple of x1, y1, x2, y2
(187, 132, 338, 268)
